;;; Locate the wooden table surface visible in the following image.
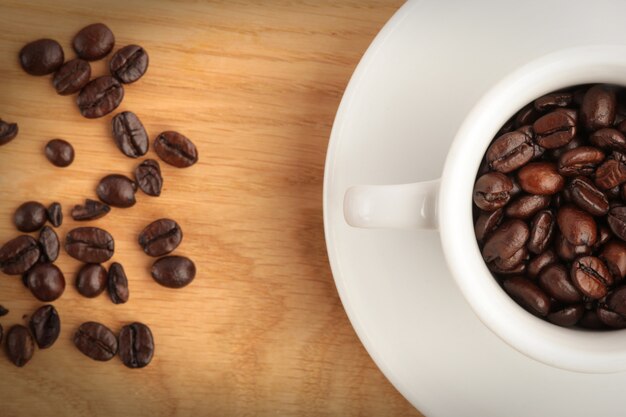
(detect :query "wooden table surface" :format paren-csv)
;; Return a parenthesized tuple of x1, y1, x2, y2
(0, 1, 423, 416)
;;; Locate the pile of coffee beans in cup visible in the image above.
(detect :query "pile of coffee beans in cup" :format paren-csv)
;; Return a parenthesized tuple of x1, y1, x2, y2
(0, 23, 198, 367)
(473, 84, 626, 329)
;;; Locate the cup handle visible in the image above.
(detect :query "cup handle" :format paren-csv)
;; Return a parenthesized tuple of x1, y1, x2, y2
(344, 179, 440, 230)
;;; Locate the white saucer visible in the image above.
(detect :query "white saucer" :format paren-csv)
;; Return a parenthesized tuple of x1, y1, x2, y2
(323, 1, 626, 415)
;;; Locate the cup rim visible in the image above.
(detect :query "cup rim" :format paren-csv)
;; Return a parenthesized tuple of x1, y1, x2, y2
(439, 44, 626, 373)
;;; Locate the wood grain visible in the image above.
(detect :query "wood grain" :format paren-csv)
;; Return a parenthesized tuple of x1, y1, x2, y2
(0, 1, 422, 416)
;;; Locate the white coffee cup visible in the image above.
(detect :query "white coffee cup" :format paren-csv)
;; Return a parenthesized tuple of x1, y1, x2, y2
(343, 45, 626, 374)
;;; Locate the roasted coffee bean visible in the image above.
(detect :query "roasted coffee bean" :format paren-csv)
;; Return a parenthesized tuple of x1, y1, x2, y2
(568, 176, 609, 216)
(547, 304, 584, 327)
(52, 58, 91, 95)
(138, 219, 182, 257)
(38, 226, 59, 263)
(25, 263, 65, 302)
(14, 201, 47, 232)
(110, 45, 149, 84)
(19, 39, 64, 75)
(558, 146, 605, 176)
(528, 210, 555, 254)
(73, 23, 114, 60)
(509, 176, 522, 197)
(134, 159, 163, 197)
(538, 264, 582, 303)
(596, 224, 613, 249)
(534, 92, 573, 111)
(107, 262, 129, 304)
(555, 232, 592, 261)
(473, 172, 513, 211)
(0, 305, 8, 317)
(590, 128, 626, 152)
(474, 208, 503, 243)
(579, 310, 607, 329)
(600, 241, 626, 280)
(596, 305, 626, 328)
(151, 256, 196, 288)
(0, 235, 40, 275)
(528, 250, 558, 279)
(96, 174, 137, 208)
(557, 205, 597, 246)
(29, 305, 60, 349)
(533, 110, 576, 149)
(571, 256, 612, 299)
(514, 103, 540, 128)
(47, 202, 63, 227)
(485, 131, 534, 173)
(608, 206, 626, 241)
(547, 135, 584, 160)
(44, 139, 74, 167)
(517, 162, 564, 195)
(71, 199, 111, 221)
(118, 322, 154, 368)
(595, 159, 626, 190)
(77, 76, 124, 119)
(73, 322, 118, 361)
(505, 194, 551, 219)
(0, 119, 18, 146)
(75, 263, 107, 298)
(502, 276, 550, 317)
(111, 111, 148, 158)
(488, 262, 527, 276)
(6, 325, 34, 367)
(581, 85, 616, 130)
(65, 227, 114, 263)
(607, 285, 626, 317)
(154, 131, 199, 168)
(482, 220, 529, 263)
(490, 247, 527, 271)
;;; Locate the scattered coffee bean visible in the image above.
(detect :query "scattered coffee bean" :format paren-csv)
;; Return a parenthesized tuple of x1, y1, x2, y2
(73, 322, 118, 361)
(29, 305, 60, 349)
(473, 172, 513, 211)
(138, 218, 182, 257)
(110, 45, 149, 84)
(47, 202, 63, 227)
(0, 235, 40, 275)
(25, 263, 65, 302)
(44, 139, 75, 167)
(134, 159, 163, 197)
(502, 276, 550, 317)
(0, 119, 18, 146)
(73, 23, 115, 61)
(71, 199, 111, 221)
(65, 227, 114, 263)
(118, 322, 154, 368)
(581, 85, 616, 130)
(13, 201, 47, 232)
(111, 111, 148, 158)
(38, 226, 59, 263)
(76, 263, 107, 298)
(571, 256, 612, 299)
(52, 58, 91, 95)
(151, 256, 196, 288)
(96, 174, 137, 208)
(19, 38, 64, 76)
(107, 262, 129, 304)
(518, 162, 564, 195)
(5, 325, 34, 367)
(154, 131, 199, 168)
(77, 76, 124, 119)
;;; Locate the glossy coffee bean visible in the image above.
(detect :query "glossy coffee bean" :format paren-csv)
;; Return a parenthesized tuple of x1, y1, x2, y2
(568, 176, 609, 216)
(533, 110, 576, 149)
(77, 76, 124, 119)
(600, 240, 626, 280)
(534, 92, 573, 111)
(74, 322, 118, 361)
(135, 159, 163, 197)
(96, 174, 137, 208)
(579, 310, 607, 329)
(107, 262, 129, 304)
(528, 249, 558, 279)
(608, 206, 626, 241)
(474, 208, 503, 243)
(558, 146, 605, 176)
(595, 224, 613, 249)
(485, 131, 534, 173)
(528, 210, 555, 254)
(482, 220, 529, 263)
(52, 58, 91, 95)
(505, 194, 551, 219)
(112, 111, 148, 158)
(517, 162, 564, 195)
(547, 135, 584, 160)
(502, 276, 550, 317)
(488, 262, 526, 276)
(547, 304, 584, 327)
(607, 285, 626, 317)
(38, 226, 59, 263)
(595, 159, 626, 190)
(555, 232, 592, 262)
(557, 205, 597, 246)
(29, 305, 60, 349)
(19, 39, 64, 75)
(47, 202, 63, 227)
(581, 85, 616, 130)
(110, 45, 149, 84)
(571, 256, 612, 299)
(6, 325, 34, 367)
(65, 227, 114, 263)
(25, 263, 65, 302)
(596, 305, 626, 328)
(0, 235, 40, 275)
(73, 23, 115, 60)
(154, 131, 199, 168)
(71, 199, 111, 221)
(14, 201, 47, 232)
(75, 263, 107, 298)
(45, 139, 74, 167)
(138, 219, 183, 257)
(590, 128, 626, 152)
(490, 247, 527, 271)
(473, 172, 513, 211)
(0, 119, 19, 146)
(118, 322, 154, 368)
(151, 256, 196, 288)
(538, 264, 582, 303)
(514, 103, 540, 128)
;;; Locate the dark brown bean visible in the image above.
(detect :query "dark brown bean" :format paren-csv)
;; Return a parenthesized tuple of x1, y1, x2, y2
(607, 286, 626, 317)
(71, 199, 111, 221)
(485, 131, 534, 173)
(19, 39, 64, 76)
(118, 322, 154, 368)
(75, 263, 107, 298)
(107, 262, 129, 304)
(517, 162, 564, 195)
(558, 146, 605, 176)
(0, 119, 18, 146)
(581, 85, 616, 130)
(557, 205, 597, 246)
(473, 172, 513, 211)
(590, 128, 626, 152)
(134, 159, 163, 197)
(505, 194, 551, 219)
(600, 240, 626, 280)
(52, 58, 91, 95)
(528, 210, 555, 254)
(533, 110, 576, 149)
(608, 206, 626, 241)
(0, 235, 40, 275)
(109, 45, 149, 84)
(482, 220, 529, 263)
(579, 310, 607, 329)
(547, 304, 584, 327)
(73, 23, 115, 60)
(47, 202, 63, 227)
(595, 159, 626, 190)
(596, 306, 626, 328)
(29, 305, 60, 349)
(595, 224, 613, 249)
(151, 256, 196, 288)
(538, 264, 582, 303)
(25, 263, 66, 302)
(490, 247, 528, 271)
(65, 227, 114, 263)
(571, 256, 612, 299)
(0, 305, 8, 317)
(38, 226, 59, 263)
(568, 176, 609, 216)
(44, 139, 75, 167)
(96, 174, 137, 208)
(73, 322, 118, 361)
(514, 103, 540, 128)
(528, 250, 558, 279)
(77, 76, 124, 119)
(555, 232, 592, 262)
(6, 325, 34, 367)
(14, 201, 47, 233)
(547, 135, 584, 160)
(154, 131, 199, 168)
(474, 209, 503, 243)
(534, 92, 573, 111)
(138, 219, 183, 257)
(502, 277, 550, 317)
(111, 111, 148, 158)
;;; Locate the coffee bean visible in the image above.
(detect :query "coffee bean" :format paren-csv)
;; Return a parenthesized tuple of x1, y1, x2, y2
(558, 146, 605, 176)
(14, 201, 47, 232)
(0, 235, 40, 275)
(6, 325, 34, 367)
(547, 135, 584, 160)
(110, 45, 149, 84)
(607, 285, 626, 317)
(579, 310, 607, 329)
(44, 139, 74, 167)
(557, 205, 597, 246)
(488, 261, 527, 276)
(47, 202, 63, 227)
(38, 226, 59, 263)
(485, 131, 534, 173)
(504, 194, 551, 219)
(514, 103, 540, 128)
(528, 249, 558, 279)
(581, 85, 616, 130)
(73, 322, 118, 361)
(0, 119, 18, 146)
(482, 220, 529, 263)
(65, 227, 114, 263)
(474, 208, 503, 244)
(134, 159, 163, 197)
(75, 263, 107, 298)
(73, 23, 115, 60)
(517, 162, 564, 195)
(118, 322, 154, 368)
(107, 262, 129, 304)
(138, 219, 182, 257)
(547, 305, 584, 327)
(151, 256, 196, 288)
(154, 131, 199, 168)
(52, 58, 91, 95)
(473, 172, 513, 211)
(502, 276, 550, 317)
(29, 305, 60, 349)
(595, 224, 614, 249)
(71, 199, 111, 221)
(0, 305, 8, 317)
(111, 111, 148, 158)
(533, 110, 576, 149)
(490, 247, 528, 271)
(534, 91, 573, 111)
(555, 232, 592, 261)
(600, 241, 626, 280)
(571, 256, 612, 299)
(528, 210, 555, 254)
(25, 263, 65, 302)
(590, 128, 626, 152)
(96, 174, 137, 208)
(608, 206, 626, 241)
(19, 39, 64, 76)
(595, 159, 626, 190)
(568, 176, 609, 216)
(539, 264, 582, 303)
(596, 305, 626, 328)
(77, 76, 124, 119)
